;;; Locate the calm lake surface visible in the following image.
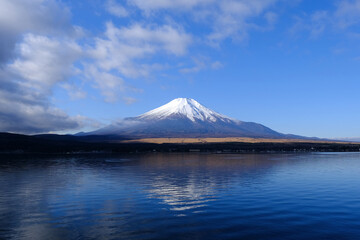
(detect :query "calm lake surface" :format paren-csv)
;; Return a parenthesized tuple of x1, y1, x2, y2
(0, 152, 360, 239)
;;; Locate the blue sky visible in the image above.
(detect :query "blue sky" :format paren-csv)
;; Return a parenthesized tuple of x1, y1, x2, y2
(1, 0, 360, 138)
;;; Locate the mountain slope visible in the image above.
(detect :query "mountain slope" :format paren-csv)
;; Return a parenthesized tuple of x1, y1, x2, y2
(87, 98, 291, 138)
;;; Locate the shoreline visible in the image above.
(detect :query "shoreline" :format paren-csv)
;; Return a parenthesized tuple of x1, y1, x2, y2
(1, 132, 359, 154)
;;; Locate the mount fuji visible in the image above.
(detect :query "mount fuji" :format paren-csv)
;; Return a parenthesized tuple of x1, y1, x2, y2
(86, 98, 298, 139)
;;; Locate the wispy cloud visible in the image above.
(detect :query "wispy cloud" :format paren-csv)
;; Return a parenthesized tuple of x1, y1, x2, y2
(127, 0, 279, 45)
(290, 11, 329, 39)
(335, 0, 360, 28)
(89, 22, 192, 77)
(180, 57, 223, 73)
(128, 0, 215, 12)
(61, 83, 87, 100)
(290, 0, 360, 39)
(207, 0, 279, 44)
(123, 97, 137, 105)
(105, 0, 128, 17)
(85, 21, 192, 101)
(84, 64, 127, 103)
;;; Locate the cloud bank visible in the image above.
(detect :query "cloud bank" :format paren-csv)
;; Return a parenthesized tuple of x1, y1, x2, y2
(0, 0, 85, 133)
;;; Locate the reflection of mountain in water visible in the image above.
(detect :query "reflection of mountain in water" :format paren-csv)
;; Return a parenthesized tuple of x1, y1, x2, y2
(136, 153, 289, 215)
(0, 153, 318, 239)
(147, 175, 218, 213)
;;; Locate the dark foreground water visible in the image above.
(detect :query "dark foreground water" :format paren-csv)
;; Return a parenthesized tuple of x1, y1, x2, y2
(0, 153, 360, 240)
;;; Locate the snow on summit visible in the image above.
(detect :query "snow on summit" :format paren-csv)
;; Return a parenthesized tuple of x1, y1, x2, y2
(87, 97, 286, 138)
(137, 98, 232, 122)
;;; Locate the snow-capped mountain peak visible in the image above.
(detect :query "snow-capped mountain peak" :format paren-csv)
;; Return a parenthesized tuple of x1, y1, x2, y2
(136, 98, 233, 122)
(86, 97, 287, 138)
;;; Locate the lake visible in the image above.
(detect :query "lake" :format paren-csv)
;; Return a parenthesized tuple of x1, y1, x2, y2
(0, 153, 359, 239)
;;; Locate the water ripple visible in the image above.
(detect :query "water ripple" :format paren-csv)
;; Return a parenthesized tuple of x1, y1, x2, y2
(0, 153, 360, 239)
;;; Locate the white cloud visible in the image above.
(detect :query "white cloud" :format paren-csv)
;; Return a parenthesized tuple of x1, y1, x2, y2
(0, 33, 86, 133)
(0, 1, 86, 133)
(106, 0, 128, 17)
(84, 64, 127, 103)
(128, 0, 279, 44)
(0, 0, 76, 63)
(83, 64, 144, 103)
(86, 21, 192, 101)
(89, 22, 191, 77)
(207, 0, 278, 43)
(0, 0, 72, 33)
(9, 34, 82, 94)
(97, 22, 191, 57)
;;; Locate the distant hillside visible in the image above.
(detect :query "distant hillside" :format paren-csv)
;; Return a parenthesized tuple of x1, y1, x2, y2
(0, 132, 359, 154)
